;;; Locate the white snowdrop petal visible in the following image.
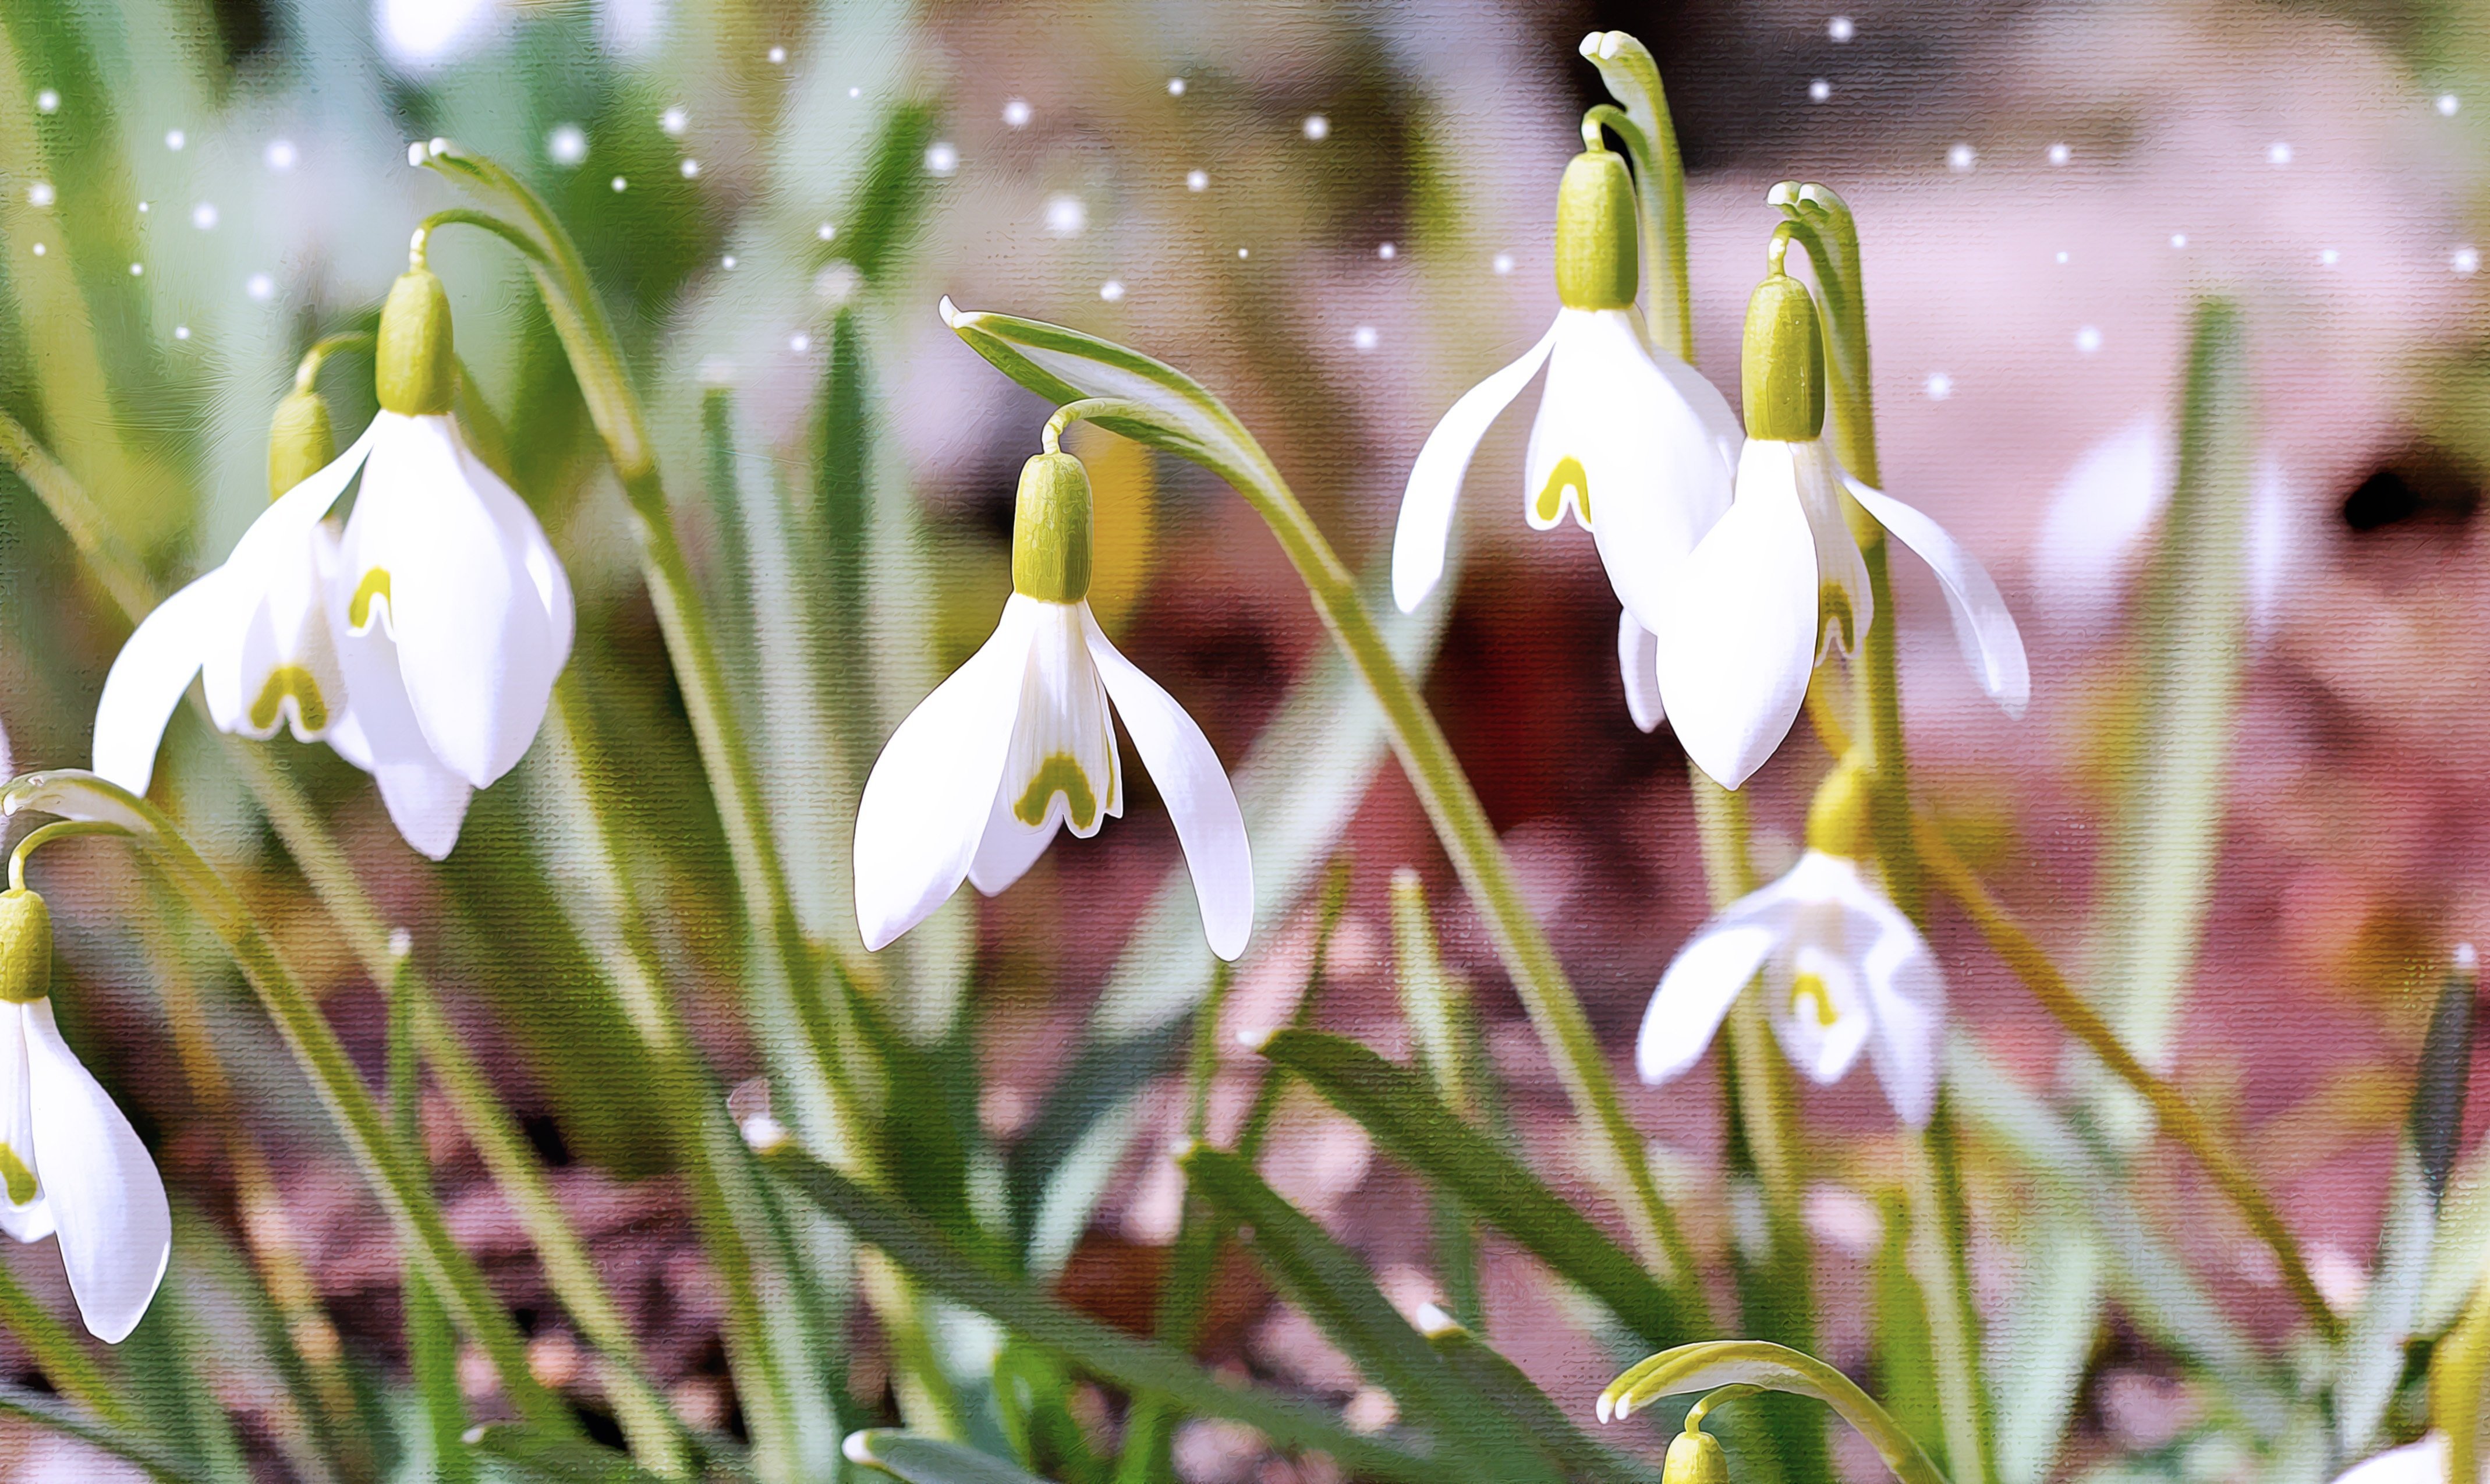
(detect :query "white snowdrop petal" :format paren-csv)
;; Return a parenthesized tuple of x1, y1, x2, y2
(91, 572, 228, 795)
(966, 785, 1061, 897)
(2330, 1439, 2450, 1484)
(1000, 604, 1121, 840)
(853, 599, 1036, 951)
(1082, 608, 1253, 961)
(1638, 921, 1775, 1085)
(23, 1002, 169, 1343)
(1391, 317, 1562, 612)
(0, 1010, 48, 1244)
(1654, 441, 1820, 788)
(1617, 610, 1664, 734)
(1844, 477, 2031, 716)
(327, 615, 474, 861)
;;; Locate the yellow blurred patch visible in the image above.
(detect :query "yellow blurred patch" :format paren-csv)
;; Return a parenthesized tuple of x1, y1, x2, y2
(1063, 421, 1156, 629)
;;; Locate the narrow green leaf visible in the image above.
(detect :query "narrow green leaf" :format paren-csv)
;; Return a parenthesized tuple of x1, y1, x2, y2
(1254, 1029, 1690, 1347)
(1982, 1208, 2101, 1484)
(1415, 1312, 1657, 1484)
(465, 1426, 678, 1484)
(1177, 1146, 1565, 1484)
(0, 1378, 204, 1483)
(760, 1144, 1441, 1482)
(844, 1430, 1053, 1484)
(1869, 1193, 1948, 1473)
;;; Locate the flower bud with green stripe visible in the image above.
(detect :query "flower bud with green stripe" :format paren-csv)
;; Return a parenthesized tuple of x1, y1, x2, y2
(1391, 138, 1740, 637)
(1635, 757, 1944, 1125)
(1652, 246, 2029, 789)
(854, 450, 1253, 960)
(0, 889, 170, 1343)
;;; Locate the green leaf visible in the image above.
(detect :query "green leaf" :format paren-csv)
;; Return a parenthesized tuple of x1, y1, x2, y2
(1414, 1312, 1657, 1484)
(464, 1426, 679, 1484)
(1253, 1029, 1691, 1348)
(760, 1144, 1441, 1482)
(1177, 1146, 1566, 1484)
(0, 1379, 206, 1483)
(845, 1431, 1054, 1484)
(1982, 1207, 2101, 1484)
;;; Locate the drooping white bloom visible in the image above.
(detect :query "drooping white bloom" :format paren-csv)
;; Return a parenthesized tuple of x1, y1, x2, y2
(1652, 272, 2027, 788)
(0, 891, 169, 1344)
(1638, 847, 1944, 1126)
(91, 267, 571, 860)
(854, 453, 1252, 961)
(1391, 148, 1738, 636)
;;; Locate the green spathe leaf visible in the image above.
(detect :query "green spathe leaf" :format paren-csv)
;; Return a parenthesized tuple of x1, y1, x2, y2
(1175, 1146, 1565, 1484)
(1599, 1341, 1946, 1484)
(844, 1431, 1054, 1484)
(463, 1425, 678, 1483)
(1253, 1029, 1692, 1348)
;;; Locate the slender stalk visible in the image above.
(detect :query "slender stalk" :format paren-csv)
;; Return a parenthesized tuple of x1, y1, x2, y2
(388, 951, 473, 1484)
(1579, 32, 1694, 360)
(1914, 819, 2341, 1341)
(1044, 398, 1708, 1320)
(1, 771, 576, 1439)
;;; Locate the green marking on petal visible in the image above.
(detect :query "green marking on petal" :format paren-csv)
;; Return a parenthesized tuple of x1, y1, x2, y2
(0, 1145, 37, 1207)
(1819, 579, 1863, 655)
(1790, 972, 1839, 1030)
(349, 568, 391, 631)
(248, 665, 329, 734)
(1014, 753, 1099, 831)
(1536, 455, 1590, 526)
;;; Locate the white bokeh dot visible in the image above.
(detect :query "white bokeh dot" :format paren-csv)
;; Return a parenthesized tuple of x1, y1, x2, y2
(2048, 143, 2071, 165)
(2170, 232, 2189, 249)
(26, 182, 52, 208)
(2074, 325, 2102, 353)
(1186, 168, 1208, 192)
(2056, 250, 2070, 264)
(1167, 77, 1186, 96)
(1924, 371, 1953, 400)
(768, 45, 786, 64)
(1045, 194, 1087, 236)
(29, 243, 42, 257)
(1947, 142, 1977, 171)
(1352, 325, 1378, 352)
(129, 262, 143, 276)
(721, 254, 737, 269)
(1237, 247, 1250, 259)
(661, 106, 688, 136)
(925, 141, 958, 176)
(1303, 114, 1330, 140)
(173, 325, 189, 339)
(1808, 79, 1830, 102)
(34, 90, 57, 113)
(191, 201, 217, 230)
(246, 272, 274, 300)
(1492, 252, 1514, 275)
(1378, 242, 1396, 260)
(1099, 279, 1125, 303)
(1003, 98, 1032, 129)
(817, 221, 837, 240)
(2454, 246, 2480, 274)
(264, 139, 297, 171)
(681, 158, 701, 178)
(1828, 15, 1855, 41)
(2267, 141, 2293, 165)
(549, 124, 587, 165)
(2319, 247, 2339, 266)
(790, 333, 812, 353)
(849, 86, 861, 98)
(164, 128, 185, 150)
(2439, 93, 2461, 116)
(611, 175, 628, 192)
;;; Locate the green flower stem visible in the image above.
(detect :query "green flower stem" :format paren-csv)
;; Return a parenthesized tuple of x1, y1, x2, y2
(413, 158, 873, 1162)
(1772, 185, 1992, 1483)
(388, 948, 473, 1484)
(1044, 398, 1708, 1319)
(0, 403, 695, 1473)
(0, 772, 576, 1440)
(1579, 32, 1694, 360)
(1603, 1340, 1950, 1484)
(1912, 819, 2342, 1341)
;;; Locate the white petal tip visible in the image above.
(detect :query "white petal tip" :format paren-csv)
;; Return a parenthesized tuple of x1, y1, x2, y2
(937, 296, 962, 327)
(841, 1433, 879, 1467)
(1209, 928, 1248, 964)
(1596, 1397, 1614, 1424)
(1412, 1302, 1461, 1337)
(2457, 943, 2479, 972)
(740, 1113, 789, 1153)
(1235, 1025, 1273, 1052)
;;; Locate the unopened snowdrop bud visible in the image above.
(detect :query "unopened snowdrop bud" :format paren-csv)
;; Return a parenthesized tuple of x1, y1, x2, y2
(266, 385, 336, 501)
(1664, 1428, 1730, 1484)
(376, 267, 456, 416)
(1554, 149, 1639, 311)
(1011, 452, 1095, 603)
(1804, 754, 1875, 860)
(1741, 271, 1824, 441)
(0, 891, 49, 1005)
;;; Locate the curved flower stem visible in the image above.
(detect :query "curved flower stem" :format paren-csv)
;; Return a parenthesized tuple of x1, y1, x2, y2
(291, 333, 373, 393)
(0, 772, 578, 1440)
(412, 155, 872, 1164)
(1911, 819, 2342, 1341)
(1579, 32, 1694, 361)
(9, 820, 130, 888)
(1773, 187, 1993, 1483)
(1046, 398, 1709, 1320)
(1603, 1339, 1950, 1484)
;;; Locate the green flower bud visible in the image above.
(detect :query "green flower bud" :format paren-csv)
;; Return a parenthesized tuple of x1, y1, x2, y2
(1554, 150, 1639, 312)
(267, 386, 336, 501)
(1741, 272, 1825, 442)
(1805, 753, 1876, 860)
(1664, 1428, 1730, 1484)
(0, 891, 51, 1006)
(376, 267, 456, 416)
(1012, 451, 1095, 604)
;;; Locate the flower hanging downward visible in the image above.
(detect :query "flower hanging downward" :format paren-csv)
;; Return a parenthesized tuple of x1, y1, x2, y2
(1391, 143, 1739, 635)
(90, 259, 571, 859)
(0, 890, 170, 1343)
(854, 449, 1253, 960)
(1652, 261, 2028, 789)
(1636, 760, 1944, 1125)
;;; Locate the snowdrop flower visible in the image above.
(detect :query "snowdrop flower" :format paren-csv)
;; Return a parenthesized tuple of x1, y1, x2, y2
(1653, 268, 2028, 788)
(1391, 144, 1738, 635)
(1636, 760, 1944, 1125)
(0, 889, 170, 1343)
(2329, 1437, 2480, 1484)
(91, 263, 569, 858)
(855, 450, 1252, 959)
